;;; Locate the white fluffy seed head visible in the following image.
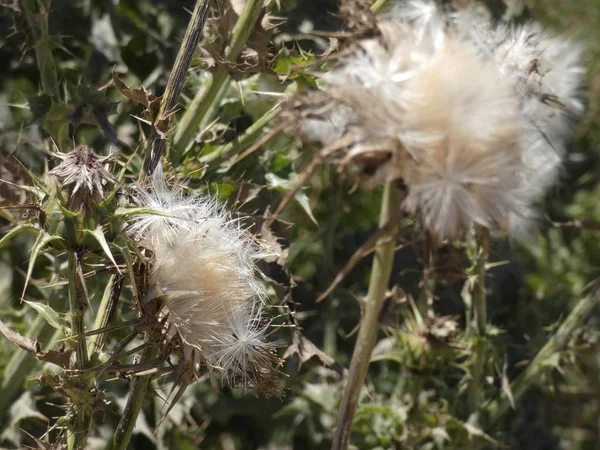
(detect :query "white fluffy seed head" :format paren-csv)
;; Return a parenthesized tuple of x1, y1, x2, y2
(400, 41, 522, 241)
(301, 3, 584, 241)
(128, 167, 277, 390)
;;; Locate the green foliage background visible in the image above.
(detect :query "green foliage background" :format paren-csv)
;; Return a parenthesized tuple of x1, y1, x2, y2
(0, 0, 599, 449)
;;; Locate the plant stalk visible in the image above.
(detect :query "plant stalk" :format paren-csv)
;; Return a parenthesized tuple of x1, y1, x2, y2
(172, 0, 265, 158)
(143, 0, 212, 174)
(21, 0, 59, 96)
(66, 251, 90, 450)
(467, 229, 490, 419)
(200, 105, 282, 165)
(371, 0, 392, 13)
(331, 182, 402, 450)
(87, 275, 122, 357)
(485, 290, 600, 424)
(68, 251, 88, 369)
(112, 345, 159, 450)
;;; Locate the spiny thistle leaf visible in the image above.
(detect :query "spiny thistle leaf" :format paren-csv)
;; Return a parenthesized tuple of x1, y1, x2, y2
(23, 300, 63, 331)
(265, 173, 317, 225)
(22, 231, 63, 298)
(84, 226, 121, 275)
(0, 223, 41, 248)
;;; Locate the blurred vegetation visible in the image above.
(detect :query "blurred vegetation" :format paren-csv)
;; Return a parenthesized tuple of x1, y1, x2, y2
(0, 0, 598, 449)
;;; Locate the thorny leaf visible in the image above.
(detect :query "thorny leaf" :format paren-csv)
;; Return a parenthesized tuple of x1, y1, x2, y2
(200, 0, 280, 74)
(0, 223, 41, 248)
(22, 231, 63, 298)
(265, 172, 317, 225)
(502, 359, 516, 410)
(461, 421, 500, 446)
(23, 300, 63, 331)
(84, 226, 121, 274)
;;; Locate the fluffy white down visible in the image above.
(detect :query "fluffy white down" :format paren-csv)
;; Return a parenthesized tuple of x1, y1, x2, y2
(304, 0, 584, 241)
(129, 167, 272, 387)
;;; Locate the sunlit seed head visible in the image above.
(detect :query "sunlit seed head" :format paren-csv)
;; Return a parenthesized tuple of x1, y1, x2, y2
(128, 166, 278, 390)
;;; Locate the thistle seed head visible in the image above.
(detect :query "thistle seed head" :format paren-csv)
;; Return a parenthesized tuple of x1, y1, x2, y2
(300, 0, 585, 242)
(128, 166, 281, 393)
(49, 145, 115, 209)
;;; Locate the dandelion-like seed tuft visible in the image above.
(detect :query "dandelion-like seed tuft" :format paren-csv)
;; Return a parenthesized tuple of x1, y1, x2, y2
(128, 167, 281, 394)
(299, 0, 585, 242)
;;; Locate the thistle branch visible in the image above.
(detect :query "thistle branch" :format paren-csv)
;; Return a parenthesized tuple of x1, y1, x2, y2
(172, 0, 265, 159)
(467, 228, 490, 420)
(331, 182, 402, 450)
(485, 290, 600, 424)
(143, 0, 212, 174)
(21, 0, 59, 96)
(66, 250, 90, 450)
(112, 345, 158, 450)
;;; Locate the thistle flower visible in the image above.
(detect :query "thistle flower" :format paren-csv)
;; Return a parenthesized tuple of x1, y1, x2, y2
(49, 145, 115, 209)
(299, 0, 584, 242)
(128, 167, 279, 392)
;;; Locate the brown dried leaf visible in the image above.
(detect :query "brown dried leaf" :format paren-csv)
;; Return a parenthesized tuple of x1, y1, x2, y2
(282, 331, 345, 375)
(112, 73, 161, 122)
(0, 319, 74, 368)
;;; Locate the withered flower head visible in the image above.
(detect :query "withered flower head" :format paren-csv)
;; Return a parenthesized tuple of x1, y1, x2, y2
(128, 166, 282, 394)
(49, 145, 116, 209)
(299, 0, 584, 242)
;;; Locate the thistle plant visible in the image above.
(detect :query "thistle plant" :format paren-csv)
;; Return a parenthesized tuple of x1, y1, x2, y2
(291, 0, 587, 448)
(1, 0, 599, 449)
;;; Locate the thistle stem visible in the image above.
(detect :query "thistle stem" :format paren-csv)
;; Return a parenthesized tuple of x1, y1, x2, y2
(112, 345, 158, 450)
(66, 251, 90, 450)
(485, 291, 600, 424)
(143, 0, 211, 174)
(87, 275, 122, 357)
(172, 0, 265, 159)
(467, 229, 490, 420)
(68, 251, 88, 369)
(21, 0, 59, 96)
(200, 105, 282, 165)
(371, 0, 392, 13)
(331, 182, 402, 450)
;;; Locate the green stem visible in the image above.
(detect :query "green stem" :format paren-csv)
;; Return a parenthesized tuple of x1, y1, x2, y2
(172, 0, 265, 159)
(68, 251, 88, 369)
(200, 105, 281, 165)
(87, 275, 122, 357)
(331, 182, 402, 450)
(21, 0, 59, 96)
(143, 0, 211, 174)
(67, 251, 89, 450)
(112, 345, 158, 450)
(485, 291, 600, 424)
(371, 0, 392, 13)
(467, 229, 490, 419)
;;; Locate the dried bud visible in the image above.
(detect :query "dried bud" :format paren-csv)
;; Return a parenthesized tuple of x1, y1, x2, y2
(49, 145, 116, 210)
